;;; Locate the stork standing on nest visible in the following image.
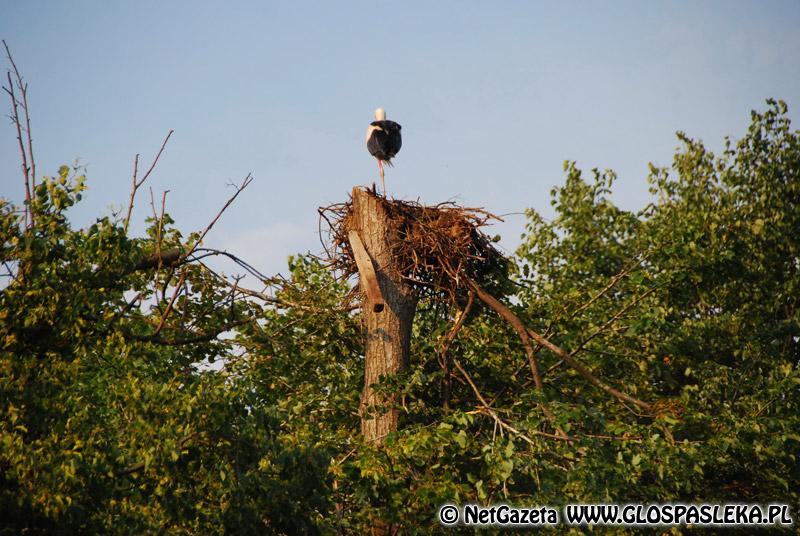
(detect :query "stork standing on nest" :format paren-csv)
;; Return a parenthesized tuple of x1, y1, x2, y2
(366, 107, 402, 195)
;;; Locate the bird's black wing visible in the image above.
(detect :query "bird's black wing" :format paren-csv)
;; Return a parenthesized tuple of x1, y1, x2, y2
(386, 121, 402, 155)
(367, 120, 402, 161)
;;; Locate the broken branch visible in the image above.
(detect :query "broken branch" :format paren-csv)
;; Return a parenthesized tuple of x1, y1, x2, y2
(466, 278, 571, 441)
(467, 277, 652, 413)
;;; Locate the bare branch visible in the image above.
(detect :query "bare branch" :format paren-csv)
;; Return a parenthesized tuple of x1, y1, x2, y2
(439, 291, 475, 362)
(153, 269, 187, 336)
(453, 358, 569, 444)
(568, 254, 646, 321)
(3, 41, 36, 222)
(524, 325, 652, 411)
(124, 130, 173, 234)
(4, 70, 30, 227)
(145, 188, 170, 271)
(204, 264, 356, 313)
(180, 174, 253, 262)
(570, 286, 657, 357)
(191, 248, 270, 282)
(128, 318, 252, 347)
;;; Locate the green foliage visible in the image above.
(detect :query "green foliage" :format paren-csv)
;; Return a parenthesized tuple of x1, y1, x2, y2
(511, 98, 800, 506)
(1, 170, 330, 534)
(1, 101, 798, 534)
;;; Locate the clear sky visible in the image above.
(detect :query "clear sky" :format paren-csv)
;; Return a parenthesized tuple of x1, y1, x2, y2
(2, 1, 799, 278)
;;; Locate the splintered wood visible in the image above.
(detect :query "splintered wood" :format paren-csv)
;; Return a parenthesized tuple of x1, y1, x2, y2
(347, 230, 384, 312)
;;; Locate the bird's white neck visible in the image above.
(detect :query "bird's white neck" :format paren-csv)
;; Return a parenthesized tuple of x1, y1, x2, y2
(374, 108, 386, 121)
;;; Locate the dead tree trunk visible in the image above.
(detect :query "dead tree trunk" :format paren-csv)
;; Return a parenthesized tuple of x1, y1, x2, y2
(349, 187, 418, 443)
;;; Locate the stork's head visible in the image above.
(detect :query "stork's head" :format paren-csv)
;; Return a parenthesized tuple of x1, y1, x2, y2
(374, 107, 386, 121)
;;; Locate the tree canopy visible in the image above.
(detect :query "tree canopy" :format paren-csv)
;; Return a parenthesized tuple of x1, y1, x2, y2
(1, 100, 798, 534)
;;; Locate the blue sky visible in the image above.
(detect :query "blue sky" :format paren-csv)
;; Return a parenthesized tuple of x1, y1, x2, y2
(2, 1, 799, 277)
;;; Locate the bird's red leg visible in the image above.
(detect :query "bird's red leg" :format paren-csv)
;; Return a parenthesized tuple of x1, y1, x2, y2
(379, 160, 385, 196)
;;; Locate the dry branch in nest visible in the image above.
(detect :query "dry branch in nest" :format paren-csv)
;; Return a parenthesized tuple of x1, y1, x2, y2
(321, 191, 508, 304)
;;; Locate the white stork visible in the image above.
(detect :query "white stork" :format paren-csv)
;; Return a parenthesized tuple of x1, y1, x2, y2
(366, 107, 402, 195)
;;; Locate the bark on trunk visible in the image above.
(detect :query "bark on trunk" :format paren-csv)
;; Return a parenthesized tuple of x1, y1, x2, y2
(350, 187, 418, 443)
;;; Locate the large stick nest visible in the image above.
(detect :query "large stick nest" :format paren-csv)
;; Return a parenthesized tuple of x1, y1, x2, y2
(320, 191, 508, 302)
